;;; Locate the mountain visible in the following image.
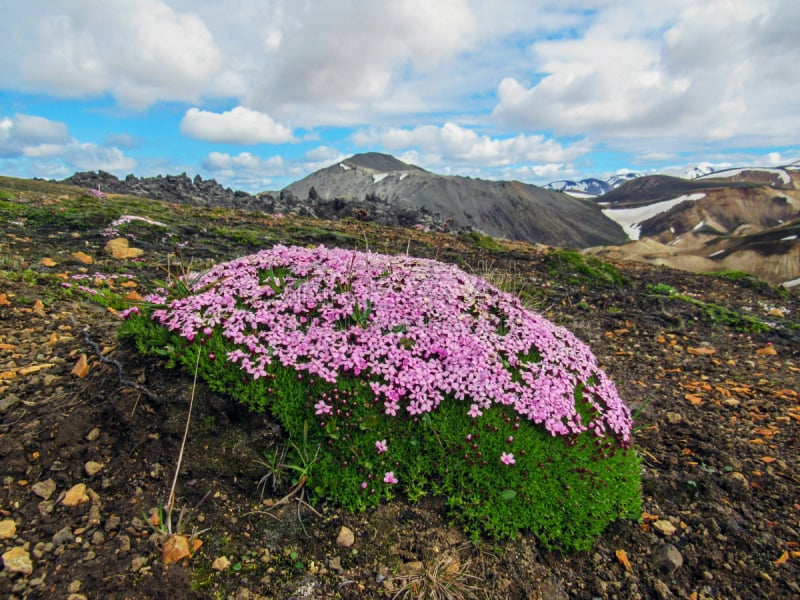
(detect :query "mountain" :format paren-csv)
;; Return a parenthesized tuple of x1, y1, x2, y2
(586, 165, 800, 285)
(544, 172, 639, 198)
(283, 152, 627, 248)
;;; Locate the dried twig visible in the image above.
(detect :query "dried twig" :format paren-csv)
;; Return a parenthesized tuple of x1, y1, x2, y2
(81, 326, 163, 403)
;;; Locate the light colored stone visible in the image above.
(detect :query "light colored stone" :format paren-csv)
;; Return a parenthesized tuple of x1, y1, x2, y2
(0, 518, 16, 539)
(2, 546, 33, 575)
(86, 427, 101, 442)
(105, 238, 144, 260)
(336, 525, 355, 547)
(653, 519, 677, 536)
(130, 555, 147, 572)
(84, 461, 104, 477)
(212, 555, 232, 571)
(61, 483, 89, 506)
(71, 251, 94, 265)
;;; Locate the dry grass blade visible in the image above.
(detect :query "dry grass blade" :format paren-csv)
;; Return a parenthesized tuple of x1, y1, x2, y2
(391, 553, 487, 600)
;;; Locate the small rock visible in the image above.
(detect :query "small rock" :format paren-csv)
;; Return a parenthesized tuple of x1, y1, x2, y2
(53, 525, 75, 546)
(212, 556, 232, 571)
(665, 412, 682, 424)
(71, 251, 94, 265)
(38, 500, 55, 516)
(653, 519, 677, 536)
(84, 461, 104, 477)
(328, 556, 343, 573)
(336, 525, 355, 547)
(0, 518, 16, 539)
(652, 578, 672, 599)
(67, 595, 88, 600)
(86, 427, 101, 442)
(653, 542, 683, 572)
(0, 393, 21, 413)
(722, 398, 740, 407)
(130, 555, 147, 572)
(61, 483, 89, 506)
(2, 546, 34, 575)
(105, 238, 144, 259)
(68, 580, 82, 593)
(105, 514, 121, 531)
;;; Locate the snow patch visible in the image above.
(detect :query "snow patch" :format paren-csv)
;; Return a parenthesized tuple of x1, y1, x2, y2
(339, 163, 351, 171)
(697, 167, 791, 185)
(782, 276, 800, 289)
(692, 219, 706, 233)
(602, 193, 705, 240)
(372, 173, 389, 184)
(781, 234, 798, 241)
(707, 250, 726, 258)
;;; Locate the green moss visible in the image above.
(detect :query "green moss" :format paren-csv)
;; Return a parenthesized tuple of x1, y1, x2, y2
(461, 231, 504, 252)
(121, 312, 641, 551)
(646, 282, 770, 333)
(541, 249, 626, 288)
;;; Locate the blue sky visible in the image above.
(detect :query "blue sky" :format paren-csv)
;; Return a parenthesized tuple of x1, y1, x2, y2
(1, 0, 798, 192)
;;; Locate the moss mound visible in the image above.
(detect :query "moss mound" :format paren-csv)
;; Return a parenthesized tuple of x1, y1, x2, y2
(120, 245, 641, 549)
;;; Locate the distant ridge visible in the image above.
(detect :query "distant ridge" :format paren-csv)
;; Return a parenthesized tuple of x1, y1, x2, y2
(283, 153, 628, 248)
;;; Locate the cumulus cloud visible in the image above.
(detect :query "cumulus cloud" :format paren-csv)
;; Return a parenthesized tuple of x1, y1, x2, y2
(0, 114, 70, 157)
(0, 112, 135, 174)
(236, 0, 478, 124)
(492, 0, 800, 147)
(181, 107, 295, 144)
(0, 0, 221, 108)
(354, 122, 590, 168)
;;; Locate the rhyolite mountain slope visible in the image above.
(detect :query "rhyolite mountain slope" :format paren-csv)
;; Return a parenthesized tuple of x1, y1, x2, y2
(588, 165, 800, 286)
(283, 152, 628, 248)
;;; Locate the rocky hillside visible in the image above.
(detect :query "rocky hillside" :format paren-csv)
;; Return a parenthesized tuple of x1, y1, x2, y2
(284, 152, 628, 248)
(0, 175, 798, 599)
(591, 166, 800, 286)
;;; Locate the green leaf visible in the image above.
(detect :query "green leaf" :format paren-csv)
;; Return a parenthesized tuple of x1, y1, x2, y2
(359, 414, 379, 431)
(499, 489, 516, 501)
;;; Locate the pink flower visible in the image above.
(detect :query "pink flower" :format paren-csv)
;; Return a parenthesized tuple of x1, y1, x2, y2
(383, 471, 398, 484)
(500, 452, 516, 466)
(314, 400, 332, 416)
(467, 404, 483, 418)
(375, 439, 388, 454)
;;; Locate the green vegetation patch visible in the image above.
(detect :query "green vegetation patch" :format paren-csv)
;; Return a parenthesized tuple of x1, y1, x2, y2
(120, 245, 641, 550)
(540, 249, 626, 288)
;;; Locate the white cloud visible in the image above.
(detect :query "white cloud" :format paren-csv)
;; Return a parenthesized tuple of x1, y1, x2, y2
(0, 114, 70, 157)
(492, 0, 800, 147)
(66, 143, 137, 172)
(354, 122, 590, 167)
(0, 112, 135, 174)
(0, 0, 221, 108)
(204, 151, 284, 173)
(181, 107, 295, 144)
(202, 151, 297, 191)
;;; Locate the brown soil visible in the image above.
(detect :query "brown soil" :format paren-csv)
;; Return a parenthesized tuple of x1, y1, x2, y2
(1, 189, 799, 599)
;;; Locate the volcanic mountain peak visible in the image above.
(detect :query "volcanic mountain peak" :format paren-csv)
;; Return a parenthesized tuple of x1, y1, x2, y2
(338, 152, 427, 173)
